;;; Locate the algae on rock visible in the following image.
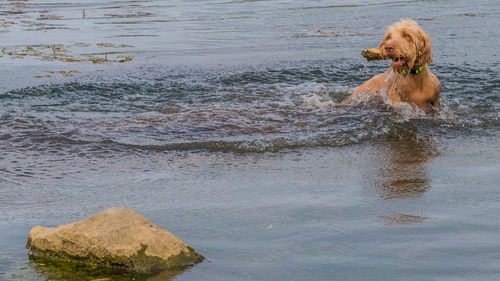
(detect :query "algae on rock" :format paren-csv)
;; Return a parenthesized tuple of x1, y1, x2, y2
(26, 207, 204, 275)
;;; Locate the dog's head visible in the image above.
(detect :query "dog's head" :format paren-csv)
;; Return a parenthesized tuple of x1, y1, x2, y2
(379, 19, 432, 72)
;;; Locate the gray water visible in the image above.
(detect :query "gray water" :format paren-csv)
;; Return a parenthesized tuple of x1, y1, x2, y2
(0, 0, 499, 280)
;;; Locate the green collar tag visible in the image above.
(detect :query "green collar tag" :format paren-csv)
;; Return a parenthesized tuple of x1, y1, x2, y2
(402, 65, 425, 75)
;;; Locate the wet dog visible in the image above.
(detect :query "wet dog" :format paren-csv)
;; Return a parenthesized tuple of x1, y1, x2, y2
(345, 19, 441, 112)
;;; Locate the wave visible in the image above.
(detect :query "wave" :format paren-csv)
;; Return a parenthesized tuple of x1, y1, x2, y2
(1, 62, 498, 153)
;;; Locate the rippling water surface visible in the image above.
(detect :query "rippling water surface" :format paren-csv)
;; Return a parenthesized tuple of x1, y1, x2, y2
(0, 0, 499, 280)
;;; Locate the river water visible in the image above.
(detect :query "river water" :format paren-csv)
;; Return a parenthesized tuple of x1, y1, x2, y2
(0, 0, 499, 280)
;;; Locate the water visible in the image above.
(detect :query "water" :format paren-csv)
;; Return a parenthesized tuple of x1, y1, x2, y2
(0, 0, 499, 280)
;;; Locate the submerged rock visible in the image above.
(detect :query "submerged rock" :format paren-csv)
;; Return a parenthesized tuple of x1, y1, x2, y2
(26, 207, 204, 274)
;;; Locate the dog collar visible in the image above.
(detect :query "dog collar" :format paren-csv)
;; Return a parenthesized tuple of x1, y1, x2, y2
(402, 65, 425, 75)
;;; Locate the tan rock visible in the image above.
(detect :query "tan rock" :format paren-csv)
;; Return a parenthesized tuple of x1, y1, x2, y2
(26, 207, 203, 274)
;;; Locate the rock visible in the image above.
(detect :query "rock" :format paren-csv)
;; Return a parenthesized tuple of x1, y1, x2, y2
(26, 207, 204, 274)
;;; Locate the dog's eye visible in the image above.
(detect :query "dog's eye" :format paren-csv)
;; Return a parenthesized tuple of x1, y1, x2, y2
(385, 34, 391, 41)
(402, 33, 411, 40)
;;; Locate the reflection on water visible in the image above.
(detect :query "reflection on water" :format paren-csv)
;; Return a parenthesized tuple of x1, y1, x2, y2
(146, 269, 188, 281)
(375, 138, 438, 201)
(369, 138, 439, 225)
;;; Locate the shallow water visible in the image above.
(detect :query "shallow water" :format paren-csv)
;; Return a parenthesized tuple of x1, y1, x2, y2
(0, 0, 499, 280)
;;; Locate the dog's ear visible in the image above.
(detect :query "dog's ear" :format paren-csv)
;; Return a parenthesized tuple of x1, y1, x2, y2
(415, 29, 432, 65)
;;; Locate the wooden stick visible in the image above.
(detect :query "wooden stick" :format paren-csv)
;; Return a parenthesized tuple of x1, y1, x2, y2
(361, 48, 384, 61)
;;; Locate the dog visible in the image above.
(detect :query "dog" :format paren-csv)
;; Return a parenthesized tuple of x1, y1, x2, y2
(344, 19, 441, 112)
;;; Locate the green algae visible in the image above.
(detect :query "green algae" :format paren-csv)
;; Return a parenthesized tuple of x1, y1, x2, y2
(29, 253, 150, 281)
(119, 244, 204, 273)
(27, 244, 204, 280)
(105, 12, 154, 18)
(0, 43, 135, 65)
(166, 246, 204, 268)
(126, 244, 169, 274)
(97, 42, 134, 48)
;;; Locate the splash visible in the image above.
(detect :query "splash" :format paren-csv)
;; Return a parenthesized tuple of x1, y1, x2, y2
(1, 61, 497, 154)
(288, 82, 337, 108)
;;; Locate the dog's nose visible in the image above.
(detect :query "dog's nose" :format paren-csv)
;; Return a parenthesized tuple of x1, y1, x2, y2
(385, 44, 394, 52)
